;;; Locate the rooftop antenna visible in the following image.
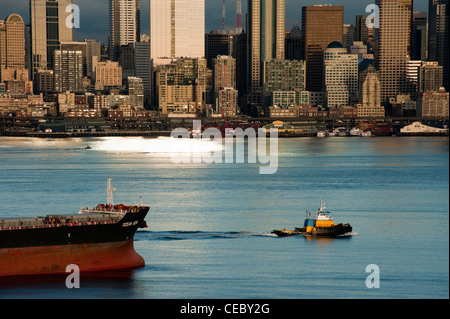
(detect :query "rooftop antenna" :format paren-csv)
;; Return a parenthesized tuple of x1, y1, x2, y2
(107, 177, 115, 206)
(235, 0, 242, 34)
(222, 0, 226, 33)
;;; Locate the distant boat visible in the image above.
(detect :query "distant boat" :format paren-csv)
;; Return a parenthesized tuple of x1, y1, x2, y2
(85, 145, 92, 149)
(317, 130, 327, 138)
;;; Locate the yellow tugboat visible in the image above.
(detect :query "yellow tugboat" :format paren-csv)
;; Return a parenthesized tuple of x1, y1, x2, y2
(272, 200, 352, 238)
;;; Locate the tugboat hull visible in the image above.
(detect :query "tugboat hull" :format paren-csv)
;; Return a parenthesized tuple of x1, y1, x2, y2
(310, 224, 352, 237)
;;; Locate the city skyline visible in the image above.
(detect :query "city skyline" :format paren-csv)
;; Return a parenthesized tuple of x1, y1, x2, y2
(1, 0, 428, 45)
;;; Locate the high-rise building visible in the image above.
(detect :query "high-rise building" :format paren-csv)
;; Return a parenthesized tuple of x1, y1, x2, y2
(93, 59, 123, 90)
(30, 0, 73, 76)
(109, 0, 141, 61)
(285, 25, 302, 61)
(205, 31, 233, 70)
(323, 41, 358, 107)
(247, 0, 285, 109)
(155, 58, 207, 114)
(375, 0, 412, 103)
(150, 0, 205, 65)
(357, 64, 385, 117)
(411, 12, 427, 61)
(418, 61, 444, 93)
(53, 49, 83, 93)
(355, 15, 374, 48)
(302, 5, 343, 92)
(428, 0, 449, 91)
(134, 41, 152, 107)
(85, 39, 101, 78)
(263, 59, 305, 107)
(0, 14, 25, 78)
(213, 55, 237, 115)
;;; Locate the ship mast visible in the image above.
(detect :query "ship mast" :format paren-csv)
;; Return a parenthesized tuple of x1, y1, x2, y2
(107, 177, 115, 206)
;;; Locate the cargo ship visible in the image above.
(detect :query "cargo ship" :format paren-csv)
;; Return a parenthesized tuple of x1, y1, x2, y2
(272, 200, 352, 238)
(0, 178, 149, 277)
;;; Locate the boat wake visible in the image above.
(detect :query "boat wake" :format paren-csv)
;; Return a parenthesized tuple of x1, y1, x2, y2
(136, 230, 277, 241)
(337, 231, 359, 237)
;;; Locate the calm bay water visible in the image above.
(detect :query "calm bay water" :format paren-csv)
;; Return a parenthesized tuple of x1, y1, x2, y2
(0, 136, 448, 299)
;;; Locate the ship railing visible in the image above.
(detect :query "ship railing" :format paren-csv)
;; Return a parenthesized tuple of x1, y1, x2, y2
(0, 218, 120, 231)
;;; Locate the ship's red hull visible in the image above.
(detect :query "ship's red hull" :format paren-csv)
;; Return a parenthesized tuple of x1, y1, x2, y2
(0, 240, 144, 277)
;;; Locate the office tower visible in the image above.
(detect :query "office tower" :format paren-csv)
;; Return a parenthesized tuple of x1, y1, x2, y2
(411, 12, 427, 60)
(93, 59, 123, 90)
(30, 0, 73, 76)
(355, 15, 374, 50)
(0, 14, 25, 75)
(85, 39, 101, 78)
(418, 61, 443, 92)
(375, 0, 412, 103)
(343, 24, 356, 49)
(205, 31, 233, 70)
(302, 5, 343, 92)
(109, 0, 141, 61)
(53, 49, 83, 93)
(155, 58, 207, 114)
(120, 43, 136, 79)
(134, 41, 152, 107)
(358, 64, 385, 117)
(150, 0, 205, 65)
(60, 42, 87, 76)
(428, 0, 449, 91)
(127, 76, 144, 109)
(285, 25, 302, 61)
(247, 0, 285, 108)
(263, 59, 305, 107)
(323, 41, 358, 107)
(213, 55, 237, 115)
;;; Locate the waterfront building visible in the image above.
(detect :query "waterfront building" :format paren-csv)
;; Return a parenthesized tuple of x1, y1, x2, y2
(417, 87, 449, 117)
(428, 0, 449, 91)
(150, 0, 205, 65)
(302, 5, 343, 92)
(30, 0, 73, 76)
(375, 0, 412, 103)
(109, 0, 140, 61)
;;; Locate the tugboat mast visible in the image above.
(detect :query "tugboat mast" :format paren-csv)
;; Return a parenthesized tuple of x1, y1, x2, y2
(107, 177, 116, 206)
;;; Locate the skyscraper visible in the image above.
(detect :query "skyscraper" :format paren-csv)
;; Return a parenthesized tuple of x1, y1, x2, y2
(0, 14, 25, 70)
(150, 0, 205, 65)
(30, 0, 73, 76)
(375, 0, 412, 103)
(428, 0, 449, 91)
(301, 5, 343, 92)
(247, 0, 285, 110)
(109, 0, 141, 61)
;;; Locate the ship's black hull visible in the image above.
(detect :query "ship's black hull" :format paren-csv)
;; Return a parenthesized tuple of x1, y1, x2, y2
(0, 207, 149, 249)
(0, 208, 149, 277)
